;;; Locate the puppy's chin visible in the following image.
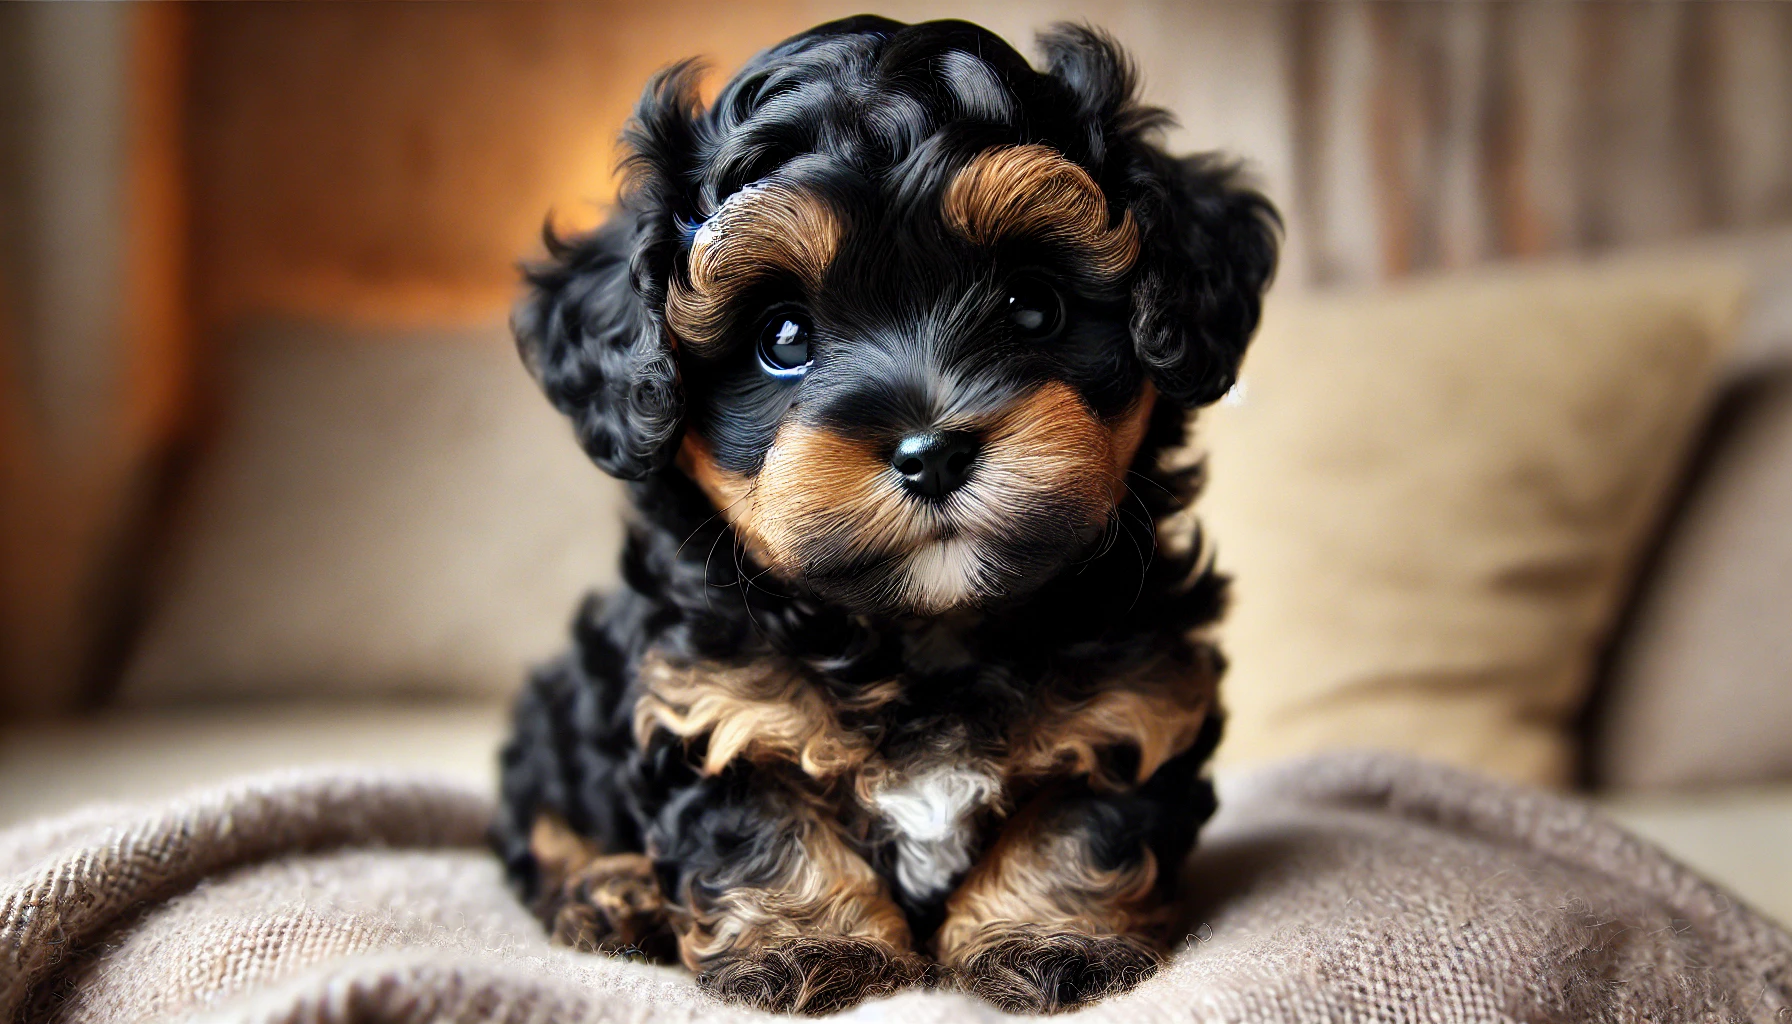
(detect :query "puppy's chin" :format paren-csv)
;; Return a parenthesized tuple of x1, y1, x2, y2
(901, 536, 988, 614)
(791, 508, 1111, 618)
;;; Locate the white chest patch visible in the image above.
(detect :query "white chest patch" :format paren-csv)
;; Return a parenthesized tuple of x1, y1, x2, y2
(871, 763, 1001, 903)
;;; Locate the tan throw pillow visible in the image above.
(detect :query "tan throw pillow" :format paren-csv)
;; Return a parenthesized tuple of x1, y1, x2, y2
(1202, 254, 1747, 787)
(118, 323, 626, 702)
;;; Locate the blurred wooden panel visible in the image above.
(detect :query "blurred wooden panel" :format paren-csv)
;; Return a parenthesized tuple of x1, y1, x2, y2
(190, 1, 1301, 326)
(1294, 1, 1792, 286)
(124, 3, 192, 452)
(1294, 2, 1381, 284)
(188, 1, 811, 329)
(1582, 2, 1701, 246)
(0, 4, 189, 714)
(187, 2, 1792, 308)
(1499, 2, 1580, 257)
(1704, 3, 1792, 228)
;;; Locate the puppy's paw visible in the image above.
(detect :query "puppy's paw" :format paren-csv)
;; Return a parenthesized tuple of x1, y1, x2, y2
(537, 852, 675, 961)
(699, 936, 929, 1014)
(948, 930, 1161, 1013)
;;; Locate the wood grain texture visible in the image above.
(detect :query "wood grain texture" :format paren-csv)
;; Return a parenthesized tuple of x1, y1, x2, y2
(177, 1, 1792, 311)
(0, 4, 189, 713)
(187, 1, 810, 329)
(187, 1, 1306, 324)
(1292, 1, 1792, 285)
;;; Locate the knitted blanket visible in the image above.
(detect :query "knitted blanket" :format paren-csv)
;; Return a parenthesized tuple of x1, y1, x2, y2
(2, 753, 1787, 1024)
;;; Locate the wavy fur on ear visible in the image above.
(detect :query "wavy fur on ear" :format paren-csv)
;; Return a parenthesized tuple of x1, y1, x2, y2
(1040, 24, 1281, 409)
(1125, 149, 1281, 408)
(512, 62, 706, 479)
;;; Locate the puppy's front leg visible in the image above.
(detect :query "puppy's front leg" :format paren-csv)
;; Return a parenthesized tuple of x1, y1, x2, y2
(934, 787, 1174, 1013)
(657, 779, 925, 1014)
(528, 813, 675, 960)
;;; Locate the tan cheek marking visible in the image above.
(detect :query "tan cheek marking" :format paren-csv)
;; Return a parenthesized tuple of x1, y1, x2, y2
(749, 424, 908, 562)
(942, 145, 1140, 282)
(973, 381, 1116, 514)
(1106, 384, 1157, 499)
(678, 433, 752, 510)
(980, 381, 1153, 512)
(677, 433, 778, 569)
(664, 182, 841, 354)
(682, 425, 921, 577)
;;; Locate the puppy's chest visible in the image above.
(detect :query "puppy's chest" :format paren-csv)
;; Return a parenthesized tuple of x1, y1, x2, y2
(850, 631, 1034, 906)
(635, 630, 1211, 903)
(863, 749, 1002, 907)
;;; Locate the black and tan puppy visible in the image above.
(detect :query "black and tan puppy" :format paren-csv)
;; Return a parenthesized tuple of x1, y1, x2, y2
(493, 15, 1277, 1015)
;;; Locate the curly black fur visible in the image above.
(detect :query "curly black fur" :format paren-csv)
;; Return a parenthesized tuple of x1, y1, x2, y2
(494, 15, 1277, 1014)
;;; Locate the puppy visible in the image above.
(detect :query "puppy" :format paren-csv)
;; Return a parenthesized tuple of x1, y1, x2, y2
(493, 16, 1277, 1015)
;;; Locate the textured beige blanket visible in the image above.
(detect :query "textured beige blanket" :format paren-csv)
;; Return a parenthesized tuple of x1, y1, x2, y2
(2, 753, 1788, 1023)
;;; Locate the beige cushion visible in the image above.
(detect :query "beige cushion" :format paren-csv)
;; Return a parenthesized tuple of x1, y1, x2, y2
(0, 699, 507, 828)
(1203, 253, 1747, 786)
(1593, 367, 1792, 790)
(118, 324, 625, 702)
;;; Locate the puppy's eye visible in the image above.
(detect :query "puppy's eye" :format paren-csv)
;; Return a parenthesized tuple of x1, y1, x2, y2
(756, 309, 813, 377)
(1005, 275, 1064, 340)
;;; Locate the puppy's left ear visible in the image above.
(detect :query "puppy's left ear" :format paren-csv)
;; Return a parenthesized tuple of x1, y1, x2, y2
(1039, 24, 1280, 409)
(1126, 151, 1280, 408)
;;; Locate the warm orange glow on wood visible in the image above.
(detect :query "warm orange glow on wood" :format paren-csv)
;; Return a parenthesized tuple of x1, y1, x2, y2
(188, 2, 814, 330)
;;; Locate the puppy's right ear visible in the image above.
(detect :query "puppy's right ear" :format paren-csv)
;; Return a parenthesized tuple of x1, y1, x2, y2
(512, 63, 704, 480)
(513, 214, 683, 479)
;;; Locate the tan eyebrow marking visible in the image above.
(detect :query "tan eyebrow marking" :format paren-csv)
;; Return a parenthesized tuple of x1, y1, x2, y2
(663, 181, 842, 354)
(941, 144, 1139, 282)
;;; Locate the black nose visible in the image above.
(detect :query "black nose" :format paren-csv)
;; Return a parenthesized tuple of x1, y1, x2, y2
(892, 432, 980, 499)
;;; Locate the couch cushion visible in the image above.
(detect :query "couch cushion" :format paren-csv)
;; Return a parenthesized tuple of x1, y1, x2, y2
(1593, 367, 1792, 789)
(117, 323, 625, 702)
(1202, 252, 1747, 786)
(0, 699, 506, 828)
(1589, 230, 1792, 791)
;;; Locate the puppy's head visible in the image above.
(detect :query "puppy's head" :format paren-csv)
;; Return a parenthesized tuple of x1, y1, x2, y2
(517, 18, 1277, 617)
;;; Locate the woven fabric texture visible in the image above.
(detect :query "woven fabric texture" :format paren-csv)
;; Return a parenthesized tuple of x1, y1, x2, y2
(2, 755, 1788, 1023)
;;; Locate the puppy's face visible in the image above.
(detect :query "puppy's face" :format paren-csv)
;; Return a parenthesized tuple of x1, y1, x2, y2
(671, 146, 1154, 615)
(515, 18, 1279, 619)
